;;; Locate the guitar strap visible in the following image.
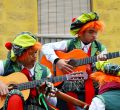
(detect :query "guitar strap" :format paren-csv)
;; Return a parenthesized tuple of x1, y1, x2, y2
(53, 58, 60, 76)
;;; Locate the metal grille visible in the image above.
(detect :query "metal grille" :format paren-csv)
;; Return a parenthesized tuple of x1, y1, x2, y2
(36, 34, 73, 44)
(38, 0, 92, 34)
(37, 0, 92, 44)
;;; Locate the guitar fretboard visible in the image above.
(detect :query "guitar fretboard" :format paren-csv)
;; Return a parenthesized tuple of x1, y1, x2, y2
(76, 51, 120, 66)
(16, 75, 68, 91)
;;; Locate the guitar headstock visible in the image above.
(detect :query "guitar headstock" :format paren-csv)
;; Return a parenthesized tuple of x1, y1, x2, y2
(66, 71, 88, 81)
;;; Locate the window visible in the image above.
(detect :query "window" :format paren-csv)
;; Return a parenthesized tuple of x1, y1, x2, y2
(37, 0, 92, 44)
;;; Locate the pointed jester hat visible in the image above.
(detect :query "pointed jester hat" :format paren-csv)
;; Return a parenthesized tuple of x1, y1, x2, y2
(5, 32, 39, 62)
(70, 12, 99, 36)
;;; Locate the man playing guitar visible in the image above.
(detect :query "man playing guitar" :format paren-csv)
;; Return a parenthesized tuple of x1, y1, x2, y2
(0, 32, 57, 110)
(41, 12, 107, 110)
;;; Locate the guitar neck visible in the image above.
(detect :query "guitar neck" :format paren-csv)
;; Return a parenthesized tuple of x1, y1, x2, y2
(77, 51, 120, 66)
(56, 91, 89, 109)
(16, 75, 68, 91)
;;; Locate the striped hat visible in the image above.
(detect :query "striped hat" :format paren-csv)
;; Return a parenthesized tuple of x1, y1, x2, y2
(70, 12, 99, 36)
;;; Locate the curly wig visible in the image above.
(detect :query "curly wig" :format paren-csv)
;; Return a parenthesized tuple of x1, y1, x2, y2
(79, 20, 105, 35)
(90, 71, 120, 86)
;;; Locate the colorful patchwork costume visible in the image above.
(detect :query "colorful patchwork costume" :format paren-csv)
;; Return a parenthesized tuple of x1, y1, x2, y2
(0, 32, 56, 110)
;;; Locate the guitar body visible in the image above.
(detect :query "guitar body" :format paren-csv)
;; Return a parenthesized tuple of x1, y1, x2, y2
(0, 71, 83, 109)
(0, 72, 30, 109)
(41, 49, 89, 76)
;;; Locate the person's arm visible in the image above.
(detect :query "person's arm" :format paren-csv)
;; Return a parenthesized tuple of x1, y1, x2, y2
(0, 60, 9, 95)
(0, 60, 4, 75)
(42, 40, 68, 64)
(42, 40, 74, 73)
(89, 97, 105, 110)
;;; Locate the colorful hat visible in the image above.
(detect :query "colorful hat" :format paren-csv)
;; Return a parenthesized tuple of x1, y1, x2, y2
(5, 32, 38, 61)
(90, 61, 120, 86)
(70, 12, 99, 36)
(95, 61, 120, 76)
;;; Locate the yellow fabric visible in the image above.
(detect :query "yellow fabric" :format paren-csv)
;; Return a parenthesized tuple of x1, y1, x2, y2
(10, 33, 37, 61)
(70, 28, 80, 36)
(95, 61, 109, 71)
(13, 34, 36, 48)
(118, 71, 120, 76)
(77, 13, 97, 23)
(11, 50, 16, 61)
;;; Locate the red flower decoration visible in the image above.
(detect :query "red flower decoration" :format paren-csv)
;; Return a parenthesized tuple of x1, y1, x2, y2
(72, 17, 76, 23)
(5, 42, 12, 50)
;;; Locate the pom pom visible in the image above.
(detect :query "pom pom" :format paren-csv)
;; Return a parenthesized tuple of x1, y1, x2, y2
(5, 42, 12, 50)
(72, 17, 76, 22)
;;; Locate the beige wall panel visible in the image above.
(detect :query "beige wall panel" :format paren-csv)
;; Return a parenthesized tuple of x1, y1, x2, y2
(0, 0, 38, 59)
(93, 0, 120, 64)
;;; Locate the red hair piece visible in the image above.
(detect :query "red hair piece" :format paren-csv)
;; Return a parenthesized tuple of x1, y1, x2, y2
(17, 42, 42, 63)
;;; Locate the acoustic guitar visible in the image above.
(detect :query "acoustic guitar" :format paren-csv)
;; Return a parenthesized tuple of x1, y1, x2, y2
(0, 71, 87, 109)
(40, 49, 120, 76)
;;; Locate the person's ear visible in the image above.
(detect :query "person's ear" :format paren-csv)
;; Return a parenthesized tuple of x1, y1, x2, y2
(78, 31, 83, 37)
